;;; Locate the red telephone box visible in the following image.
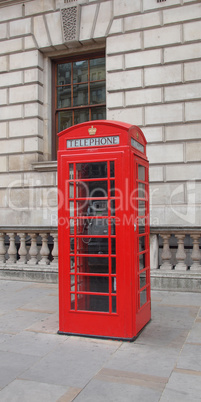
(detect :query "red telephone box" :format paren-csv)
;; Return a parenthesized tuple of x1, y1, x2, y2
(57, 120, 151, 341)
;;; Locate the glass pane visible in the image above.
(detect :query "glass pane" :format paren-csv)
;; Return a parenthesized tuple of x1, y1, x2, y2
(69, 182, 74, 198)
(77, 256, 109, 273)
(111, 238, 116, 255)
(70, 256, 75, 272)
(70, 293, 75, 310)
(90, 82, 106, 105)
(110, 219, 115, 235)
(74, 109, 89, 125)
(138, 165, 145, 181)
(90, 58, 106, 81)
(77, 238, 108, 254)
(139, 236, 145, 252)
(140, 272, 146, 289)
(57, 86, 71, 108)
(70, 238, 74, 253)
(110, 161, 115, 178)
(139, 200, 146, 216)
(139, 225, 145, 234)
(76, 182, 108, 198)
(69, 201, 74, 217)
(77, 294, 109, 312)
(138, 183, 146, 198)
(112, 257, 116, 274)
(110, 180, 115, 197)
(110, 200, 115, 216)
(112, 296, 116, 313)
(73, 60, 88, 83)
(91, 106, 106, 120)
(76, 162, 107, 179)
(57, 63, 71, 85)
(140, 288, 147, 307)
(69, 164, 74, 180)
(70, 219, 74, 234)
(70, 274, 75, 290)
(58, 111, 72, 132)
(112, 277, 116, 293)
(77, 275, 109, 293)
(76, 218, 108, 235)
(139, 253, 146, 270)
(73, 83, 88, 106)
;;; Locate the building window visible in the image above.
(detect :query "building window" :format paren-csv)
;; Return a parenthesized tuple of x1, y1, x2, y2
(52, 52, 106, 158)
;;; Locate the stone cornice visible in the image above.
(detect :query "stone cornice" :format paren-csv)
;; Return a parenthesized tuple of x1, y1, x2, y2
(0, 0, 32, 7)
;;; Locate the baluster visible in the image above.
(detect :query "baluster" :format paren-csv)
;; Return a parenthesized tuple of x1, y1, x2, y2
(190, 234, 201, 271)
(50, 232, 58, 266)
(27, 233, 38, 265)
(0, 233, 6, 264)
(175, 234, 187, 270)
(160, 234, 172, 270)
(17, 233, 27, 265)
(6, 233, 17, 264)
(38, 233, 50, 265)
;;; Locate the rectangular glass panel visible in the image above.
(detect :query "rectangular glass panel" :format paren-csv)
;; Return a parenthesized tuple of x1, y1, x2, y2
(110, 161, 115, 178)
(77, 256, 109, 274)
(77, 294, 109, 312)
(112, 277, 116, 293)
(76, 181, 108, 198)
(69, 164, 74, 180)
(70, 238, 74, 253)
(74, 109, 89, 125)
(112, 296, 116, 313)
(111, 238, 116, 255)
(110, 180, 115, 196)
(112, 257, 116, 274)
(139, 236, 145, 252)
(138, 183, 146, 198)
(57, 63, 71, 85)
(91, 106, 106, 120)
(140, 288, 147, 307)
(140, 272, 146, 289)
(76, 218, 108, 235)
(77, 238, 108, 254)
(138, 165, 145, 181)
(69, 201, 74, 217)
(70, 274, 75, 290)
(76, 162, 107, 179)
(138, 200, 146, 216)
(70, 256, 75, 272)
(76, 200, 108, 217)
(90, 58, 106, 81)
(70, 219, 74, 234)
(57, 86, 71, 108)
(69, 182, 74, 198)
(73, 83, 88, 106)
(77, 275, 109, 293)
(58, 111, 72, 132)
(90, 82, 106, 105)
(70, 293, 75, 310)
(73, 60, 88, 83)
(139, 253, 146, 270)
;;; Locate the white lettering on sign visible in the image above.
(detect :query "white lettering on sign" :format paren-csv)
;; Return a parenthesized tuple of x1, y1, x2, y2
(67, 136, 120, 148)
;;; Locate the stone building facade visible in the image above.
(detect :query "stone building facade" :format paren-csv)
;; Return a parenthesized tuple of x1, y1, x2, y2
(0, 0, 201, 289)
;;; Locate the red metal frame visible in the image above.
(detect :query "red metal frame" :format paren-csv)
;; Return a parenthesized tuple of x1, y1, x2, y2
(57, 120, 151, 340)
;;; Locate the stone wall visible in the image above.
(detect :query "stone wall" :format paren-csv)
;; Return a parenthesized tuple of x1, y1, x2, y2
(0, 0, 201, 227)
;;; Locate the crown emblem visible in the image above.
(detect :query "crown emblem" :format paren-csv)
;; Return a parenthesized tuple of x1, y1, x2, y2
(88, 126, 97, 135)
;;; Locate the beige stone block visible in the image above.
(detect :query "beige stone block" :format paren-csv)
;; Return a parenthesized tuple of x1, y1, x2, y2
(0, 38, 22, 55)
(80, 4, 97, 41)
(0, 190, 8, 208)
(107, 107, 143, 126)
(147, 143, 184, 164)
(45, 11, 63, 47)
(163, 3, 201, 24)
(9, 118, 43, 138)
(165, 83, 201, 102)
(126, 88, 161, 106)
(114, 0, 141, 16)
(149, 166, 164, 182)
(24, 103, 43, 119)
(145, 64, 182, 86)
(108, 19, 123, 35)
(8, 187, 33, 209)
(145, 104, 183, 125)
(0, 22, 7, 39)
(24, 68, 43, 84)
(9, 50, 43, 70)
(107, 55, 124, 72)
(144, 25, 181, 48)
(186, 142, 201, 162)
(185, 101, 201, 121)
(124, 11, 160, 32)
(9, 84, 43, 104)
(24, 35, 38, 50)
(23, 137, 43, 153)
(107, 92, 124, 109)
(0, 138, 22, 155)
(166, 163, 201, 181)
(184, 21, 201, 43)
(0, 88, 7, 105)
(8, 153, 39, 171)
(166, 123, 201, 141)
(0, 4, 22, 22)
(0, 105, 22, 121)
(24, 171, 55, 187)
(25, 0, 54, 16)
(0, 122, 7, 139)
(0, 56, 8, 72)
(143, 0, 180, 11)
(184, 61, 201, 81)
(10, 18, 32, 37)
(150, 183, 185, 205)
(0, 71, 23, 88)
(33, 15, 51, 49)
(142, 126, 163, 143)
(107, 32, 141, 54)
(94, 1, 112, 39)
(107, 70, 142, 91)
(164, 43, 201, 63)
(125, 49, 161, 69)
(0, 172, 22, 188)
(0, 156, 7, 172)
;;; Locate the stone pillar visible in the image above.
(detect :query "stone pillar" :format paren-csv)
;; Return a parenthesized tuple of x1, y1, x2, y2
(17, 233, 27, 264)
(50, 232, 58, 267)
(0, 233, 6, 264)
(6, 233, 17, 264)
(27, 233, 38, 265)
(160, 234, 172, 270)
(175, 234, 187, 270)
(38, 233, 50, 265)
(190, 234, 201, 271)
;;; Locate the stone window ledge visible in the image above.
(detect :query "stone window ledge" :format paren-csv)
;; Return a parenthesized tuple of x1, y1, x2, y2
(32, 161, 57, 172)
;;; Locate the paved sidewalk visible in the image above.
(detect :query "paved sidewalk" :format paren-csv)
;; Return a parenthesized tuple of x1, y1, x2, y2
(0, 280, 201, 401)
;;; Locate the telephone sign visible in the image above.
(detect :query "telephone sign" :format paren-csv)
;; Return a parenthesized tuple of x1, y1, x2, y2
(57, 120, 151, 341)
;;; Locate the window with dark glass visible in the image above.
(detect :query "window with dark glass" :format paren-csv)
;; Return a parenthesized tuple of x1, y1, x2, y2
(52, 53, 106, 158)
